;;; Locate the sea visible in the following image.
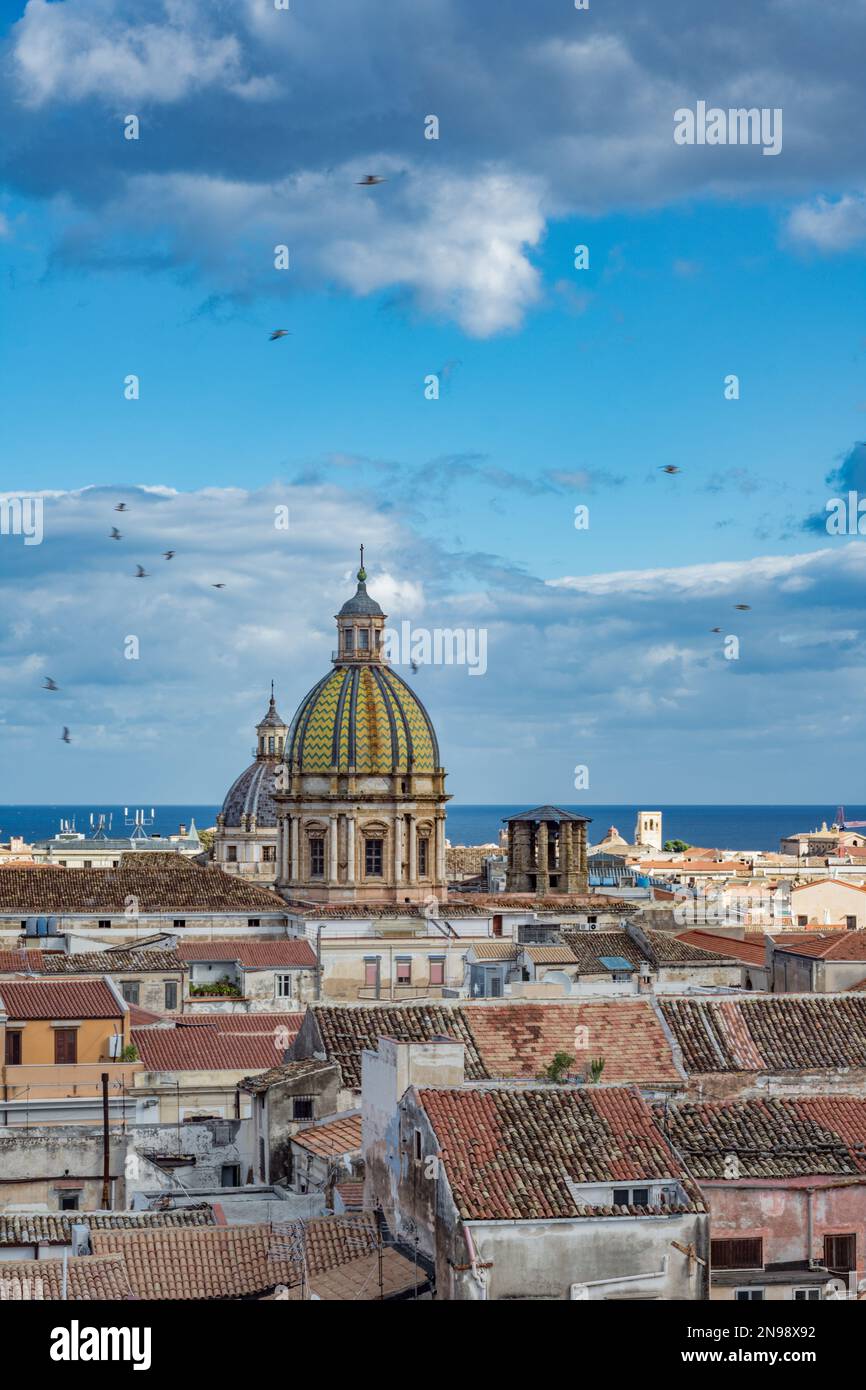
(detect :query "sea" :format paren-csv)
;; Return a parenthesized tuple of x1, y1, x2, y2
(1, 805, 863, 853)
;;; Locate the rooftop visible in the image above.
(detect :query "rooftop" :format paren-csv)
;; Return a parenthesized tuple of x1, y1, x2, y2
(292, 1113, 363, 1158)
(0, 1206, 215, 1247)
(659, 1096, 866, 1178)
(177, 939, 316, 969)
(772, 930, 866, 961)
(307, 999, 683, 1090)
(418, 1085, 704, 1221)
(0, 977, 123, 1020)
(660, 995, 866, 1073)
(0, 858, 287, 915)
(133, 1013, 303, 1072)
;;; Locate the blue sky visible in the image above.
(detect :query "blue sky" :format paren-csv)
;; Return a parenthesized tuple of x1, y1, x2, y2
(2, 0, 866, 806)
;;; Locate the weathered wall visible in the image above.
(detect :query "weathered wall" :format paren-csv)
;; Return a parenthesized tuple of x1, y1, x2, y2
(0, 1125, 128, 1211)
(706, 1179, 866, 1278)
(125, 1118, 251, 1193)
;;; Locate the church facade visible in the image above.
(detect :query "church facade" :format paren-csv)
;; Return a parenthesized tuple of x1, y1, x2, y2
(272, 557, 450, 905)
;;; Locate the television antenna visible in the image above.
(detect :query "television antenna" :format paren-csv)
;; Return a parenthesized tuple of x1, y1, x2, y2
(124, 807, 155, 840)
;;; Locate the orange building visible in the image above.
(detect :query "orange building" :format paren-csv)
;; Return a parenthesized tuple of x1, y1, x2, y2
(0, 977, 141, 1107)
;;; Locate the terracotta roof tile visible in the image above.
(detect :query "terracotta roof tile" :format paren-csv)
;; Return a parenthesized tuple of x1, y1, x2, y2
(661, 995, 866, 1073)
(0, 950, 45, 973)
(659, 1096, 866, 1178)
(292, 1114, 362, 1158)
(133, 1014, 303, 1072)
(0, 1207, 215, 1247)
(0, 860, 286, 915)
(773, 930, 866, 961)
(0, 1255, 131, 1300)
(0, 977, 122, 1020)
(178, 939, 316, 968)
(239, 1058, 334, 1094)
(42, 950, 183, 974)
(419, 1085, 705, 1221)
(676, 930, 769, 966)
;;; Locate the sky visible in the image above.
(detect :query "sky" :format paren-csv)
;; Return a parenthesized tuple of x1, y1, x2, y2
(1, 0, 866, 805)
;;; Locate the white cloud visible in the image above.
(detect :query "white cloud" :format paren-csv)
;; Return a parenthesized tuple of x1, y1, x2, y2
(786, 194, 866, 252)
(13, 0, 245, 106)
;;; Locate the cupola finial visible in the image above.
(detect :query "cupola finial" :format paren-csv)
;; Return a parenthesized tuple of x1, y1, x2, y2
(358, 544, 366, 582)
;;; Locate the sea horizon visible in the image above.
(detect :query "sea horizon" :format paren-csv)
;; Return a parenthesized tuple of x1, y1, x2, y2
(1, 803, 861, 855)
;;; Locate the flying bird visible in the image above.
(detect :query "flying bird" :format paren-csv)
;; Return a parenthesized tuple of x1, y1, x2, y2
(134, 565, 149, 578)
(710, 628, 722, 634)
(734, 604, 751, 611)
(356, 174, 386, 186)
(110, 528, 122, 540)
(269, 329, 291, 341)
(42, 677, 59, 691)
(114, 503, 128, 512)
(60, 727, 71, 744)
(211, 583, 226, 589)
(660, 465, 681, 475)
(163, 550, 175, 560)
(410, 660, 419, 674)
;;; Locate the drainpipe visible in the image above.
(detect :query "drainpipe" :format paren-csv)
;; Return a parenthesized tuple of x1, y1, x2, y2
(462, 1224, 489, 1299)
(315, 926, 322, 1001)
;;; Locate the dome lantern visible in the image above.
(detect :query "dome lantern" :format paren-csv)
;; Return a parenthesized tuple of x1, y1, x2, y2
(333, 544, 388, 665)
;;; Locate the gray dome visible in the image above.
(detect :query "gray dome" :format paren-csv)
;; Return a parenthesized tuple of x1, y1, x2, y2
(221, 761, 281, 828)
(337, 578, 383, 617)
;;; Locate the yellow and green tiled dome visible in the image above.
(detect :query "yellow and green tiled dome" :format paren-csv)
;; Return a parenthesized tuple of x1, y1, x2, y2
(286, 664, 440, 774)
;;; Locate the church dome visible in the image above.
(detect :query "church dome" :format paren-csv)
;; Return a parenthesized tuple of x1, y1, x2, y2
(286, 664, 439, 774)
(221, 760, 281, 828)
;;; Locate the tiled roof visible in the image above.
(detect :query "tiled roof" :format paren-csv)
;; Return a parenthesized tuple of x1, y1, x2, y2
(177, 939, 316, 968)
(468, 942, 519, 960)
(676, 930, 769, 966)
(133, 1013, 304, 1072)
(522, 944, 580, 964)
(42, 950, 183, 974)
(560, 929, 735, 972)
(90, 1215, 386, 1299)
(0, 977, 123, 1020)
(239, 1058, 334, 1094)
(773, 930, 866, 961)
(0, 950, 45, 972)
(464, 894, 634, 913)
(292, 1114, 362, 1157)
(128, 1003, 169, 1026)
(0, 1255, 131, 1299)
(658, 1097, 866, 1178)
(284, 900, 492, 919)
(308, 1000, 683, 1090)
(419, 1086, 705, 1221)
(0, 1207, 215, 1247)
(0, 861, 287, 914)
(791, 878, 866, 895)
(464, 1001, 683, 1086)
(660, 995, 866, 1073)
(310, 1004, 487, 1089)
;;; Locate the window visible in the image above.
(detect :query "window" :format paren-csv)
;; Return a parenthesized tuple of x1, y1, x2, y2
(365, 838, 383, 877)
(711, 1238, 763, 1270)
(344, 629, 354, 652)
(83, 860, 92, 869)
(247, 918, 260, 928)
(276, 973, 293, 998)
(59, 1193, 80, 1212)
(120, 981, 140, 1005)
(396, 958, 411, 985)
(5, 1031, 21, 1065)
(227, 845, 238, 862)
(358, 628, 369, 650)
(846, 916, 857, 931)
(418, 837, 429, 877)
(735, 1289, 764, 1301)
(173, 919, 186, 930)
(429, 957, 445, 986)
(98, 919, 111, 929)
(824, 1234, 856, 1273)
(613, 1186, 650, 1208)
(794, 1288, 822, 1301)
(364, 959, 379, 989)
(310, 837, 325, 878)
(268, 736, 275, 754)
(263, 845, 276, 863)
(293, 1096, 314, 1121)
(164, 981, 178, 1011)
(221, 1164, 241, 1188)
(797, 915, 808, 926)
(414, 1129, 423, 1162)
(54, 1029, 78, 1064)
